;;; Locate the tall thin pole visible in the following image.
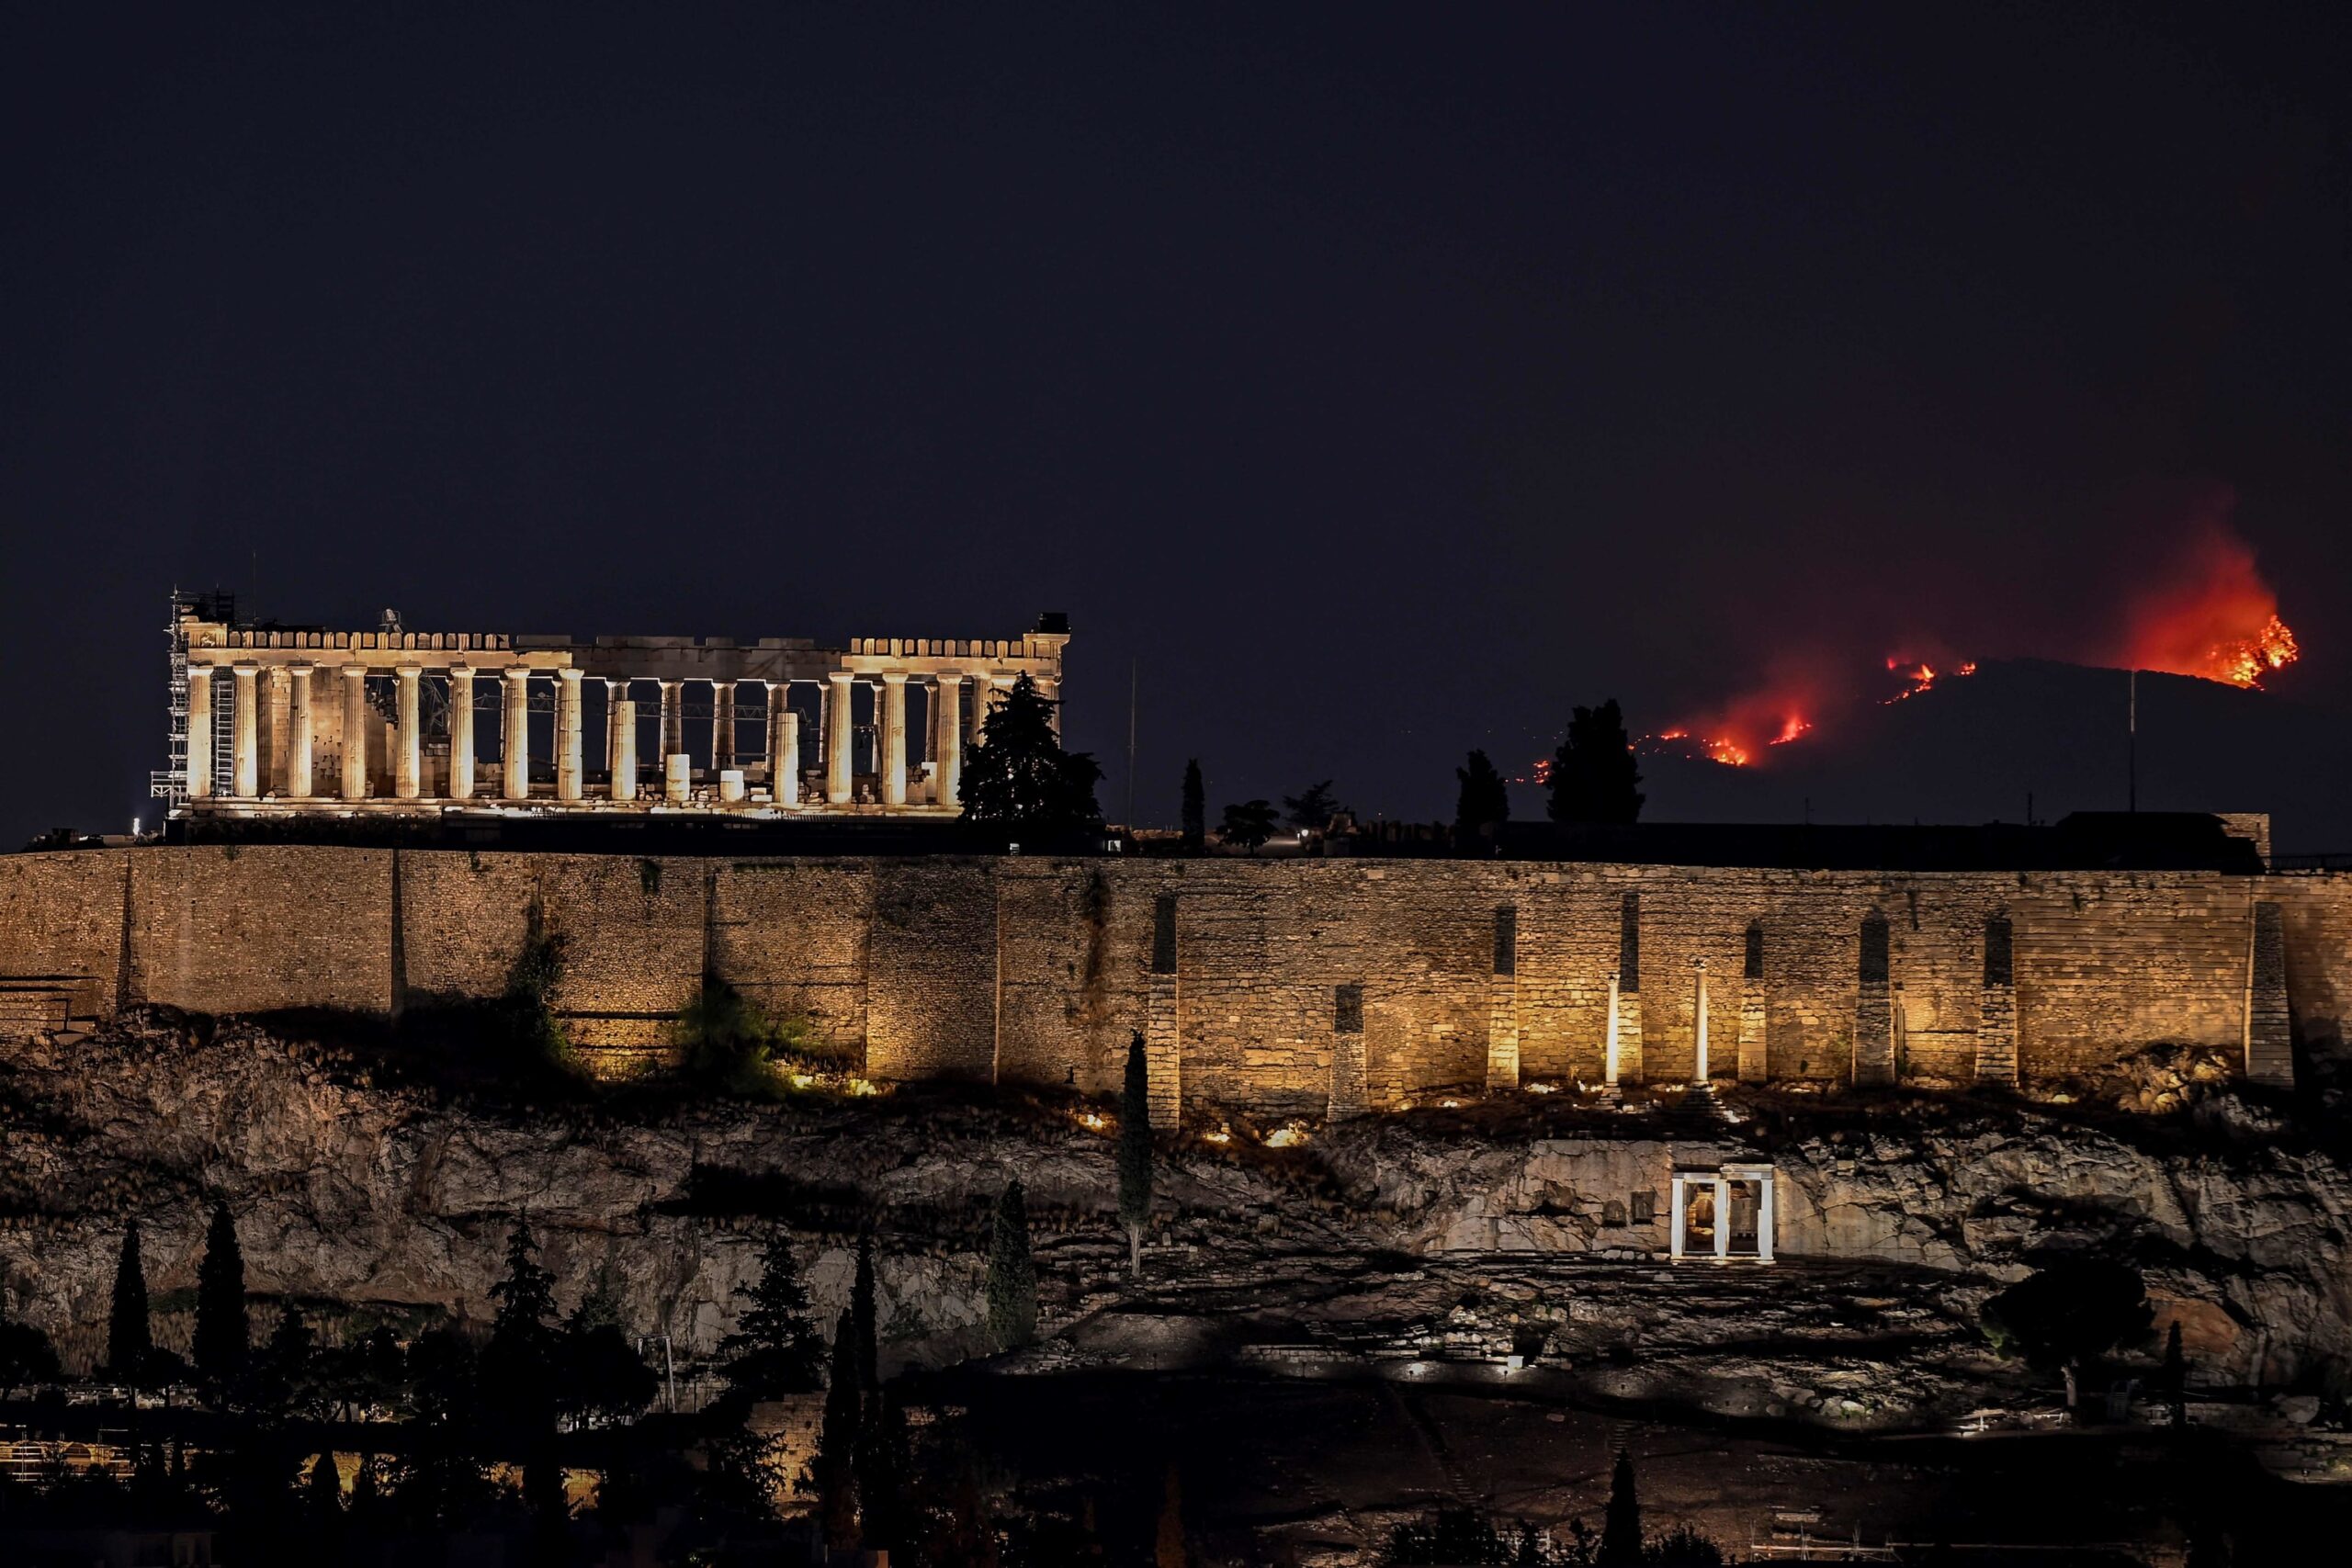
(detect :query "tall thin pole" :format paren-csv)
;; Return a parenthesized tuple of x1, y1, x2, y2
(1125, 658, 1138, 827)
(2127, 669, 2138, 813)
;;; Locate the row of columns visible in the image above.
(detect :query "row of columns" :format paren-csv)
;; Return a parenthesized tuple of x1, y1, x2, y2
(190, 664, 997, 807)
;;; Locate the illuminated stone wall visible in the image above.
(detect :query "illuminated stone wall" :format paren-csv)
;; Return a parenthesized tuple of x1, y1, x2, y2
(1, 848, 2341, 1111)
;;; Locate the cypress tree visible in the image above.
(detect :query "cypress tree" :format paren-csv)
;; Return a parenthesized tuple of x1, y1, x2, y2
(813, 1304, 864, 1547)
(2164, 1320, 2187, 1427)
(107, 1220, 152, 1382)
(194, 1199, 249, 1384)
(1118, 1032, 1154, 1276)
(960, 673, 1103, 838)
(483, 1216, 560, 1429)
(850, 1231, 880, 1394)
(1600, 1448, 1643, 1565)
(1180, 761, 1205, 852)
(1548, 700, 1645, 824)
(984, 1179, 1038, 1351)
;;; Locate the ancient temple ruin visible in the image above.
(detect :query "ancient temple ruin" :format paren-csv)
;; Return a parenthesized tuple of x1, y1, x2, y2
(154, 594, 1069, 819)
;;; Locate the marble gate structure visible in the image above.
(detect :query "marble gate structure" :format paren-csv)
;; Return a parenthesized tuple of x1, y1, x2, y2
(158, 600, 1070, 819)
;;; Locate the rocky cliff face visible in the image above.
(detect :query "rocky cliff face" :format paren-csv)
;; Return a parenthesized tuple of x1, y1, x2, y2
(3, 1016, 2346, 1412)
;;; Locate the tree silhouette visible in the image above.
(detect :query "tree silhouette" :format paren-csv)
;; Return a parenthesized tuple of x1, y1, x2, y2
(0, 1316, 59, 1396)
(306, 1450, 343, 1520)
(985, 1179, 1038, 1351)
(1119, 1032, 1155, 1275)
(107, 1221, 153, 1383)
(1980, 1258, 2154, 1410)
(850, 1230, 880, 1395)
(854, 1392, 913, 1558)
(812, 1304, 864, 1549)
(194, 1199, 249, 1386)
(960, 673, 1102, 838)
(1453, 750, 1510, 850)
(717, 1231, 826, 1408)
(1600, 1448, 1642, 1565)
(1548, 700, 1644, 824)
(1181, 760, 1206, 852)
(1283, 779, 1339, 830)
(482, 1217, 561, 1430)
(1219, 799, 1278, 853)
(253, 1300, 317, 1417)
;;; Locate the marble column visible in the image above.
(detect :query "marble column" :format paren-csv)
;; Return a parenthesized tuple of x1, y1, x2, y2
(767, 683, 799, 806)
(503, 668, 531, 801)
(659, 681, 684, 766)
(1714, 1175, 1733, 1261)
(266, 667, 291, 795)
(186, 666, 214, 799)
(447, 667, 476, 800)
(556, 669, 584, 802)
(1668, 1174, 1687, 1260)
(286, 664, 314, 800)
(1691, 958, 1710, 1084)
(880, 673, 909, 806)
(610, 699, 638, 801)
(968, 673, 991, 745)
(1604, 971, 1623, 1089)
(604, 679, 626, 776)
(933, 675, 963, 807)
(711, 680, 736, 773)
(1758, 1176, 1777, 1263)
(394, 666, 424, 799)
(341, 666, 369, 800)
(826, 671, 854, 804)
(231, 663, 260, 797)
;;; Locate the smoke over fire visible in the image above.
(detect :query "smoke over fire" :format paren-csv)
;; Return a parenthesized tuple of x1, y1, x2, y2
(1645, 508, 2301, 769)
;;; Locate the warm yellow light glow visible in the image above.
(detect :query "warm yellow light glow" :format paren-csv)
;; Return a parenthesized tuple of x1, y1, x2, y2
(1264, 1121, 1310, 1147)
(1202, 1126, 1232, 1145)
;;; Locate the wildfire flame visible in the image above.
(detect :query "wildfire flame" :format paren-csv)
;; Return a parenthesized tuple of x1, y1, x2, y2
(2113, 523, 2301, 688)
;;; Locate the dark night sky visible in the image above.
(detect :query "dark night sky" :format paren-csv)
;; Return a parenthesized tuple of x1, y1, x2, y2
(6, 3, 2349, 847)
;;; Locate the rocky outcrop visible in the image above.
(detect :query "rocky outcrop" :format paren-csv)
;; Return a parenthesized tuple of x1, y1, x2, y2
(3, 1017, 2346, 1412)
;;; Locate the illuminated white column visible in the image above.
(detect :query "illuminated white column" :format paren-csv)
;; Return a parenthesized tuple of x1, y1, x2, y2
(392, 666, 423, 799)
(285, 664, 314, 800)
(968, 672, 992, 745)
(186, 667, 214, 799)
(556, 669, 584, 802)
(711, 680, 736, 773)
(503, 668, 531, 801)
(604, 679, 626, 775)
(447, 667, 476, 800)
(1605, 971, 1623, 1089)
(659, 681, 684, 765)
(767, 683, 799, 806)
(1758, 1175, 1776, 1264)
(934, 676, 963, 807)
(665, 751, 692, 803)
(1669, 1174, 1687, 1260)
(1714, 1175, 1733, 1261)
(826, 671, 854, 804)
(1692, 958, 1711, 1084)
(231, 663, 260, 798)
(340, 667, 369, 800)
(266, 667, 291, 795)
(881, 673, 909, 806)
(610, 700, 638, 801)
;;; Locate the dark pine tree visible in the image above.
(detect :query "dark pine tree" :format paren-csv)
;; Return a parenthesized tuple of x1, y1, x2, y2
(256, 1300, 316, 1416)
(1218, 799, 1279, 853)
(1453, 750, 1510, 851)
(1600, 1448, 1642, 1565)
(1548, 700, 1645, 824)
(108, 1220, 153, 1382)
(194, 1200, 249, 1385)
(959, 673, 1103, 839)
(850, 1230, 881, 1395)
(1282, 780, 1340, 831)
(482, 1216, 561, 1432)
(1181, 760, 1206, 852)
(1119, 1032, 1155, 1276)
(984, 1179, 1038, 1351)
(717, 1231, 827, 1408)
(854, 1392, 913, 1559)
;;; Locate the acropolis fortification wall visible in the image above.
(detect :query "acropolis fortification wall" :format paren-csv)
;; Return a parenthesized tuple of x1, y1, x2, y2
(3, 847, 2345, 1114)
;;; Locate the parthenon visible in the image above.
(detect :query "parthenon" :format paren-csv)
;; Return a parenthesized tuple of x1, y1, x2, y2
(157, 594, 1070, 818)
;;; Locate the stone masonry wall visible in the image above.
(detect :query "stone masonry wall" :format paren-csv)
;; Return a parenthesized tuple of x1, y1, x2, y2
(2, 849, 2346, 1111)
